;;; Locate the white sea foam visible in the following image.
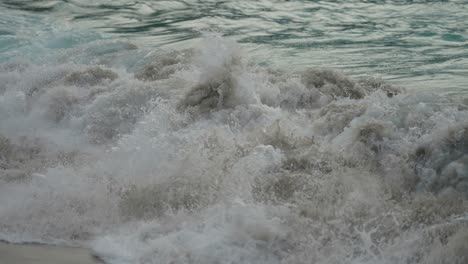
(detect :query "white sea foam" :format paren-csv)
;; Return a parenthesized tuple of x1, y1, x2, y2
(1, 34, 467, 263)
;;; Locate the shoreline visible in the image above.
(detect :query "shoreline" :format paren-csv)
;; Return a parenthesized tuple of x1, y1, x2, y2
(0, 241, 103, 264)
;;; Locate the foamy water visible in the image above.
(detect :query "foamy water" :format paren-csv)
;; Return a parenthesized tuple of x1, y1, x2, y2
(1, 33, 467, 263)
(1, 1, 468, 263)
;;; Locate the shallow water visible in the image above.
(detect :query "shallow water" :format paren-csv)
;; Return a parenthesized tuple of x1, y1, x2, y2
(1, 1, 468, 264)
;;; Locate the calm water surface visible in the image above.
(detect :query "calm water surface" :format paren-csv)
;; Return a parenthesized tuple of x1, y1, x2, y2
(1, 0, 467, 93)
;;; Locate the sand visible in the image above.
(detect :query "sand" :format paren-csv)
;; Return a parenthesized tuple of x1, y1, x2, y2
(0, 242, 103, 264)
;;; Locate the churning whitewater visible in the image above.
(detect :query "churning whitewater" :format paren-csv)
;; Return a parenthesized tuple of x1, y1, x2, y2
(1, 34, 468, 264)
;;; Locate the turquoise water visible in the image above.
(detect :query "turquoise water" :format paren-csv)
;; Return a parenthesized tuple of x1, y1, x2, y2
(1, 1, 468, 264)
(1, 0, 467, 92)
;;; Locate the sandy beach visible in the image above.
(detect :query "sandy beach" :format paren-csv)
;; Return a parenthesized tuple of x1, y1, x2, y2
(0, 242, 103, 264)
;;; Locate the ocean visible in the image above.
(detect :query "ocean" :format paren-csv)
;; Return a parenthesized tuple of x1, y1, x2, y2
(0, 1, 467, 263)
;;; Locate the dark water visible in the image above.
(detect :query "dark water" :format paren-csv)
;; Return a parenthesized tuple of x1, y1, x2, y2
(1, 1, 468, 264)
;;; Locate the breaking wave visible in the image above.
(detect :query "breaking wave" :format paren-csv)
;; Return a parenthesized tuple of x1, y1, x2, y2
(1, 34, 467, 264)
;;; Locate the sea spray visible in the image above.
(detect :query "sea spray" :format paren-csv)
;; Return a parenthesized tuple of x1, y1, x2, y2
(0, 34, 467, 263)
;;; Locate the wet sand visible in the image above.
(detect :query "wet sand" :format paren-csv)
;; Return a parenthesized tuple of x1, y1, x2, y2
(0, 242, 103, 264)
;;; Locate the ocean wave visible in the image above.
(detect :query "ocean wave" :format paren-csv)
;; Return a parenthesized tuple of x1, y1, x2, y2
(0, 34, 467, 263)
